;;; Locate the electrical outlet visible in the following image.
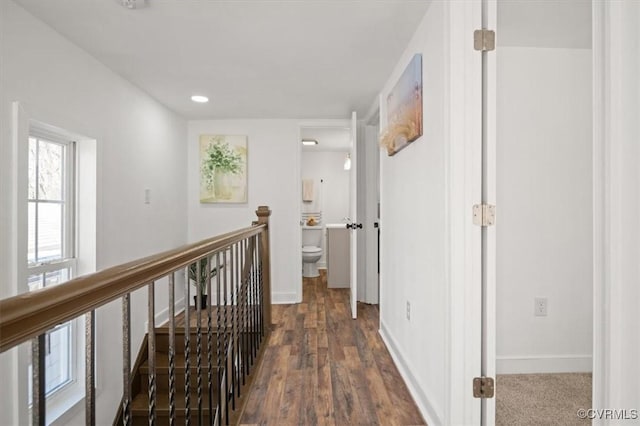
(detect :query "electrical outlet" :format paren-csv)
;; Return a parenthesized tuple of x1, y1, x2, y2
(406, 301, 411, 320)
(534, 297, 548, 316)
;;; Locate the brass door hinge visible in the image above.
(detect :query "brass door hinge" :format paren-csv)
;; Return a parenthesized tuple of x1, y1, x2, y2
(474, 29, 495, 51)
(473, 377, 495, 398)
(473, 204, 496, 227)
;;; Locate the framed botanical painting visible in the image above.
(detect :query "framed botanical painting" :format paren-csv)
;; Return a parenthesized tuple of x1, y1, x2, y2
(199, 134, 247, 203)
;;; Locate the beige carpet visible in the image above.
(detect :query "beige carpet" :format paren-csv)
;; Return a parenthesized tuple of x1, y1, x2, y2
(496, 373, 592, 426)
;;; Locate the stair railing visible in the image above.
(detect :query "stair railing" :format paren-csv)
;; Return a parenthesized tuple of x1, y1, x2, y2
(0, 206, 272, 426)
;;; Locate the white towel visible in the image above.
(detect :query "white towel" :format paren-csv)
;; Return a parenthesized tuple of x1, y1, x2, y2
(302, 179, 314, 202)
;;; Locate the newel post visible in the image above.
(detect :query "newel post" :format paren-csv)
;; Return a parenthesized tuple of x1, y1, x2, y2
(255, 206, 272, 329)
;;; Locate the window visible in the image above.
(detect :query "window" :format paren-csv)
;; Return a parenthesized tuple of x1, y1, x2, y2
(27, 133, 76, 398)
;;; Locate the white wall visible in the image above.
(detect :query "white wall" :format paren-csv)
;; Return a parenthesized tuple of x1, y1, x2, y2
(301, 151, 350, 224)
(0, 1, 187, 424)
(378, 1, 484, 424)
(593, 1, 640, 419)
(378, 2, 447, 423)
(187, 120, 300, 303)
(301, 150, 350, 267)
(496, 47, 593, 373)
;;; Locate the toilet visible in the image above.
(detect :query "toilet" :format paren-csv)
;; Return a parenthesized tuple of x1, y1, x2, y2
(302, 215, 323, 278)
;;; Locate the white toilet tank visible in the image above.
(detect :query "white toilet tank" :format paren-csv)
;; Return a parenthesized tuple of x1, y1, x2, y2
(302, 226, 323, 247)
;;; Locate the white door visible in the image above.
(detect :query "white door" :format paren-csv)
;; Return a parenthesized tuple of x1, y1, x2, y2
(349, 111, 358, 319)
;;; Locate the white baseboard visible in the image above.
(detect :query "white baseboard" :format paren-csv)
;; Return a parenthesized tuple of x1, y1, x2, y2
(318, 262, 327, 269)
(379, 320, 442, 426)
(496, 354, 593, 374)
(272, 292, 299, 304)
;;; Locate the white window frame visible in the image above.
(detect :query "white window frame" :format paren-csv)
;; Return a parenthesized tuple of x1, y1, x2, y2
(27, 127, 86, 422)
(28, 130, 77, 274)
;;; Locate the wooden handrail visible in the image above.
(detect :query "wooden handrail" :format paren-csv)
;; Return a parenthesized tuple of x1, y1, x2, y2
(0, 223, 267, 353)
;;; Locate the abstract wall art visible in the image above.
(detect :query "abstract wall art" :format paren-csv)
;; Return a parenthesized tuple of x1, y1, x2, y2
(381, 54, 423, 156)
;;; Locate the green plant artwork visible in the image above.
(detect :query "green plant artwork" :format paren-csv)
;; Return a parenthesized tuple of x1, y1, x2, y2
(199, 135, 247, 203)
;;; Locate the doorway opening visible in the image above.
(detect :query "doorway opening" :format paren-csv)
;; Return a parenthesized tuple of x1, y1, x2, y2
(299, 125, 352, 292)
(488, 1, 594, 424)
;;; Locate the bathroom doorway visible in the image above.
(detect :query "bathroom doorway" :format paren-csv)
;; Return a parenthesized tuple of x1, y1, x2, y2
(298, 122, 353, 298)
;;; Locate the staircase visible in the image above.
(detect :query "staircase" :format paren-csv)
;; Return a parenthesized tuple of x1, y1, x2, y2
(139, 329, 219, 425)
(0, 206, 272, 426)
(115, 305, 266, 425)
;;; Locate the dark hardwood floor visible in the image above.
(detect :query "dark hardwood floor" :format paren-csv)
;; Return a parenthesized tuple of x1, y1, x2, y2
(240, 271, 426, 425)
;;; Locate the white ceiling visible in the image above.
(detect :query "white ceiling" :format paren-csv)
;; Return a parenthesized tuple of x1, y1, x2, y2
(498, 0, 591, 49)
(14, 0, 431, 120)
(301, 127, 351, 152)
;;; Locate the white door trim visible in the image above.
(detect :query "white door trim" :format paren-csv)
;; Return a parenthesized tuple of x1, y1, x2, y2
(591, 0, 608, 414)
(482, 0, 497, 424)
(349, 111, 358, 319)
(591, 1, 640, 417)
(445, 1, 483, 424)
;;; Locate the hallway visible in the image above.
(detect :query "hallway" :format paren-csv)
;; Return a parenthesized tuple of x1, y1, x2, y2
(240, 272, 425, 425)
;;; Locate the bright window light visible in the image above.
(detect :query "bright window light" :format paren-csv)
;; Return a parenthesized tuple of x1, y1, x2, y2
(302, 139, 318, 146)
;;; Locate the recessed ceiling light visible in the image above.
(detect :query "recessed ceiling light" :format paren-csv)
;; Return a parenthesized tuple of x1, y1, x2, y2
(302, 139, 318, 146)
(191, 95, 209, 103)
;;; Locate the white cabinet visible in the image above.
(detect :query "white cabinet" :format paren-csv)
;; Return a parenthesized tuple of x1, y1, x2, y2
(327, 226, 350, 288)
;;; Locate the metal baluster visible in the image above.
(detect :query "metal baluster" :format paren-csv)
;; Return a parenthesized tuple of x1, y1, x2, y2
(206, 255, 213, 424)
(253, 235, 261, 346)
(196, 259, 203, 426)
(222, 249, 229, 425)
(252, 235, 258, 361)
(236, 242, 243, 395)
(257, 235, 263, 339)
(235, 242, 242, 398)
(184, 266, 191, 425)
(230, 244, 237, 409)
(215, 252, 222, 425)
(122, 294, 132, 426)
(238, 240, 243, 386)
(168, 273, 177, 426)
(248, 238, 254, 366)
(243, 239, 249, 383)
(245, 237, 253, 376)
(86, 310, 96, 425)
(249, 239, 253, 371)
(247, 239, 253, 369)
(260, 234, 265, 338)
(32, 334, 46, 426)
(254, 236, 259, 359)
(148, 282, 157, 426)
